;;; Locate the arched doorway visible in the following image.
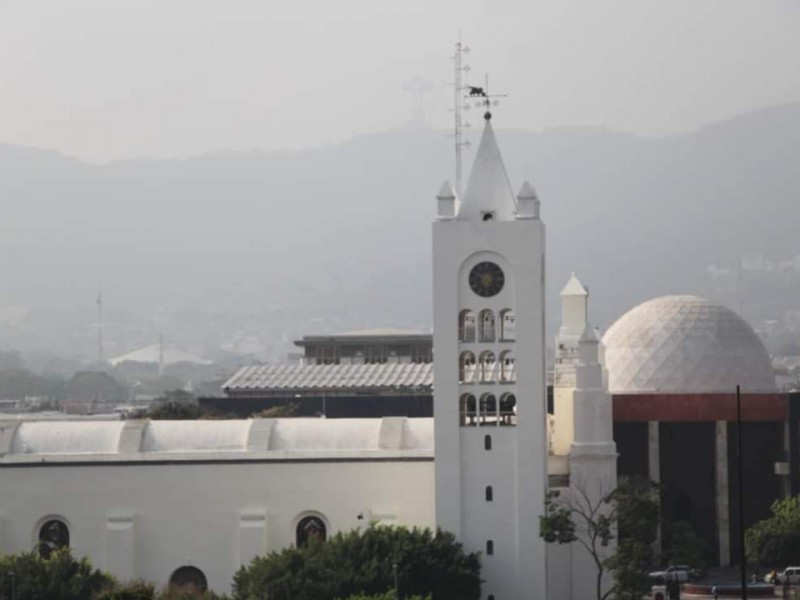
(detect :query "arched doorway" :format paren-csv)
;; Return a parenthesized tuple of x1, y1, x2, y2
(169, 566, 208, 593)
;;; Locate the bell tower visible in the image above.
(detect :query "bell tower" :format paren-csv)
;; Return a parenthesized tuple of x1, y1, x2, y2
(433, 111, 548, 599)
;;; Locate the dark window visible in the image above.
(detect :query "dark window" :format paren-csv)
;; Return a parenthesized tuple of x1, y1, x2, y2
(460, 394, 477, 426)
(486, 540, 494, 555)
(169, 566, 208, 593)
(484, 434, 492, 450)
(488, 596, 495, 600)
(38, 519, 69, 559)
(485, 486, 493, 501)
(296, 515, 327, 547)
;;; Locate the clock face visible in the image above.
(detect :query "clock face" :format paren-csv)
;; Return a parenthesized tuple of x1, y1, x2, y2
(469, 262, 505, 297)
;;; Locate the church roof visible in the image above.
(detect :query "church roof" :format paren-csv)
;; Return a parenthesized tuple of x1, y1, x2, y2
(223, 362, 433, 393)
(458, 116, 517, 221)
(0, 417, 434, 461)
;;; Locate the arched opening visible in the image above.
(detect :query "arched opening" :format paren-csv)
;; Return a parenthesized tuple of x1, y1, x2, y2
(296, 515, 327, 547)
(38, 519, 69, 559)
(499, 393, 517, 426)
(485, 486, 493, 502)
(478, 310, 496, 343)
(479, 351, 496, 383)
(486, 540, 494, 555)
(458, 310, 476, 343)
(169, 566, 208, 593)
(459, 351, 477, 383)
(479, 393, 497, 425)
(459, 393, 477, 426)
(484, 434, 492, 451)
(499, 309, 515, 341)
(499, 350, 515, 382)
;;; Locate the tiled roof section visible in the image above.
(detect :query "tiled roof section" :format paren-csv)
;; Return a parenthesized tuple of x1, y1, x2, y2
(223, 362, 434, 392)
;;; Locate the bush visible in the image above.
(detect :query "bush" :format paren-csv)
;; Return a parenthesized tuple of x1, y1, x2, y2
(233, 525, 481, 600)
(0, 548, 113, 600)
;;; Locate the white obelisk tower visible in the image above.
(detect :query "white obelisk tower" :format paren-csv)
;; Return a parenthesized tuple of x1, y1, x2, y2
(551, 273, 589, 457)
(433, 110, 548, 600)
(567, 325, 618, 599)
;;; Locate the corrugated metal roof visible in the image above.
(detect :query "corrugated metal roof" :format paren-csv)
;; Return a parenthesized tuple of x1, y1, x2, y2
(223, 362, 433, 392)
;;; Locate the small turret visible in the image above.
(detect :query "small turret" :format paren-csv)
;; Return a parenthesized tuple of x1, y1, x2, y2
(436, 181, 457, 220)
(515, 181, 540, 220)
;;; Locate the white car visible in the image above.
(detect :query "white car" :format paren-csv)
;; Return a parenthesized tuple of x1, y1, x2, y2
(777, 567, 800, 584)
(648, 565, 693, 583)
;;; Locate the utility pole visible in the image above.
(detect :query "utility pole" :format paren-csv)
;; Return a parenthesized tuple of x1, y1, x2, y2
(736, 384, 748, 600)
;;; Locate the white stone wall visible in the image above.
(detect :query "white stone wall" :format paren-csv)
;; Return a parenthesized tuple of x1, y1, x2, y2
(0, 459, 435, 592)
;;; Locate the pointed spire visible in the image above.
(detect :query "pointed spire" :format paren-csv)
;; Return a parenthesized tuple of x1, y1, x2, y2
(436, 180, 457, 220)
(560, 272, 588, 296)
(516, 181, 540, 220)
(458, 117, 516, 221)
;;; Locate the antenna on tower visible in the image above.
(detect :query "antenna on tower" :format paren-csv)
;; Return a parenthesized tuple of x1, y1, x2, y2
(450, 34, 472, 197)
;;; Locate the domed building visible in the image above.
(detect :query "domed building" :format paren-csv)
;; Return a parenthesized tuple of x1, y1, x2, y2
(603, 295, 776, 395)
(595, 294, 784, 567)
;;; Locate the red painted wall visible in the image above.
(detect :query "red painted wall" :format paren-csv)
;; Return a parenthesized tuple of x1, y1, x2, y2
(613, 393, 786, 422)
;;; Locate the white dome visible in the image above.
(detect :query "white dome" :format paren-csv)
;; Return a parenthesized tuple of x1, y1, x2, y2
(602, 295, 775, 394)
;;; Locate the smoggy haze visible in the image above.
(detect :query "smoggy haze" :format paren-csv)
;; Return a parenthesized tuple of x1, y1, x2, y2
(1, 0, 799, 161)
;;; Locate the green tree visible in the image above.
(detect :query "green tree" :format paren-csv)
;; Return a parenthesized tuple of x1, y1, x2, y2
(746, 495, 800, 566)
(144, 401, 203, 420)
(255, 403, 299, 418)
(232, 525, 481, 600)
(98, 581, 157, 600)
(539, 476, 659, 600)
(663, 520, 708, 569)
(0, 548, 113, 600)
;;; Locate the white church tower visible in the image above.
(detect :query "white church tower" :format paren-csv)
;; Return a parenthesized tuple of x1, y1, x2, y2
(433, 111, 548, 600)
(551, 273, 589, 457)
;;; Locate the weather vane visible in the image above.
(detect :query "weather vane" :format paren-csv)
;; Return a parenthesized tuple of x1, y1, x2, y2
(466, 74, 507, 121)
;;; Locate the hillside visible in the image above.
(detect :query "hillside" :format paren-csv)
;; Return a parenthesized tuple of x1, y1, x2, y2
(0, 103, 798, 361)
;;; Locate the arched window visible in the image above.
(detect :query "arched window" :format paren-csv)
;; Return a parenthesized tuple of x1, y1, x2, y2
(499, 393, 517, 426)
(296, 515, 327, 547)
(499, 351, 515, 382)
(479, 393, 497, 425)
(499, 309, 515, 341)
(486, 540, 494, 555)
(478, 310, 496, 343)
(485, 486, 493, 502)
(38, 519, 69, 559)
(459, 393, 477, 426)
(484, 434, 492, 451)
(459, 351, 477, 383)
(458, 310, 476, 343)
(169, 566, 208, 593)
(479, 351, 496, 383)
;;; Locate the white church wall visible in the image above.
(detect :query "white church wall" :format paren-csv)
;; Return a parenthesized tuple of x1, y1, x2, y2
(0, 459, 435, 592)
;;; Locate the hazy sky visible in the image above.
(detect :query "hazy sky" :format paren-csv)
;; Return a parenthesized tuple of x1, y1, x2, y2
(1, 0, 798, 162)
